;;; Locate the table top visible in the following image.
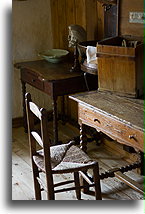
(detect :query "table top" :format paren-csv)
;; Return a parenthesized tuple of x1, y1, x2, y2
(15, 60, 83, 81)
(70, 90, 144, 132)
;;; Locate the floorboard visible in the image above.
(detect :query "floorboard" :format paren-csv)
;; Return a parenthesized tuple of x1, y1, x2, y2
(12, 124, 144, 200)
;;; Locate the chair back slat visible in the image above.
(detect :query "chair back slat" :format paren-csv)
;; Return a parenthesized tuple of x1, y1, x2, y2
(25, 92, 52, 172)
(31, 131, 43, 148)
(29, 102, 42, 120)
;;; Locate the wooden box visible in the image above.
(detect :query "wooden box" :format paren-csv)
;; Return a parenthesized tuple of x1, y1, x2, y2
(96, 0, 144, 98)
(97, 36, 143, 98)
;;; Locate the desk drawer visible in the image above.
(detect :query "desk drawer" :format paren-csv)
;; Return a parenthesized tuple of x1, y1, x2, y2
(21, 69, 44, 91)
(79, 104, 143, 152)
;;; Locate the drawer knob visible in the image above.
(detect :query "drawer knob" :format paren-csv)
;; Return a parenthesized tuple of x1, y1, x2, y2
(129, 135, 136, 140)
(32, 79, 36, 82)
(94, 118, 100, 123)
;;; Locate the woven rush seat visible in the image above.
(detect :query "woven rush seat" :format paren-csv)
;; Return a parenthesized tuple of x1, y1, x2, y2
(33, 142, 95, 173)
(25, 93, 102, 200)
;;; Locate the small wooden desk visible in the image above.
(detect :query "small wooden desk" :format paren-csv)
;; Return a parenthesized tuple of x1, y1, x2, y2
(15, 60, 98, 144)
(70, 90, 144, 194)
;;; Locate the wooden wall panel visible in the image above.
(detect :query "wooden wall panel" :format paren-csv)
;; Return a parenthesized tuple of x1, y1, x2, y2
(50, 0, 99, 50)
(75, 0, 86, 29)
(50, 0, 60, 48)
(50, 0, 100, 121)
(66, 0, 76, 26)
(65, 0, 77, 53)
(119, 0, 144, 37)
(96, 1, 104, 40)
(57, 0, 68, 49)
(50, 0, 144, 121)
(86, 0, 98, 40)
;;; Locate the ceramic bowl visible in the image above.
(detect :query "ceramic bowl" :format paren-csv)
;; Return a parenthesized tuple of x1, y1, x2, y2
(38, 49, 69, 63)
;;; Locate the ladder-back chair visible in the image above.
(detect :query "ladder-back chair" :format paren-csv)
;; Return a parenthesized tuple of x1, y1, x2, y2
(25, 93, 102, 200)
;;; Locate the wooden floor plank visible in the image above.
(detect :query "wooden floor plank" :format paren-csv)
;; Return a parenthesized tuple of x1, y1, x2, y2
(12, 126, 144, 200)
(88, 144, 143, 200)
(12, 153, 35, 200)
(12, 176, 31, 200)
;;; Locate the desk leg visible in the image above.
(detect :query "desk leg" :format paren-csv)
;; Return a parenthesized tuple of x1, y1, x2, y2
(80, 122, 90, 193)
(80, 122, 87, 153)
(139, 152, 144, 175)
(21, 80, 27, 133)
(61, 95, 66, 125)
(52, 96, 58, 145)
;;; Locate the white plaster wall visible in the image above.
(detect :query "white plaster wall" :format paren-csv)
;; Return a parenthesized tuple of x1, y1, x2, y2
(12, 0, 53, 118)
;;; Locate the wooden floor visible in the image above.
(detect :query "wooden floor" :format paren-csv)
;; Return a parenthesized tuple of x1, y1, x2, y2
(12, 122, 144, 200)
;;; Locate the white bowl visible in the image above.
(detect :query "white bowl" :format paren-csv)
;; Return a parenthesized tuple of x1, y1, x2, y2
(38, 49, 69, 63)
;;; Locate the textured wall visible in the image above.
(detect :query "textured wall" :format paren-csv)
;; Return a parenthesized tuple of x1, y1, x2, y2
(12, 0, 53, 118)
(12, 0, 104, 119)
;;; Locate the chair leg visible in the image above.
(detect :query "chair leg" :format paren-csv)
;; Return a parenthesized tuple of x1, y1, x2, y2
(47, 187, 55, 200)
(46, 174, 55, 200)
(74, 172, 81, 200)
(93, 163, 102, 200)
(80, 170, 90, 194)
(32, 164, 42, 200)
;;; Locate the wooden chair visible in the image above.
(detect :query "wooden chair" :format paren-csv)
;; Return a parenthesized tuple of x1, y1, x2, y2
(25, 93, 102, 200)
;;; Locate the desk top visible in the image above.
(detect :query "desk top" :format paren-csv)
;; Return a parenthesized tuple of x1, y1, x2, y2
(15, 60, 83, 81)
(70, 90, 144, 132)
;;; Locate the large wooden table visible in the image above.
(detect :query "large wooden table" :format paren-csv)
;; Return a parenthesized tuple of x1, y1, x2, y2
(15, 60, 98, 145)
(70, 90, 144, 194)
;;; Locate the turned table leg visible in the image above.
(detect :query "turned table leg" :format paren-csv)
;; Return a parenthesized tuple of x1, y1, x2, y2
(21, 80, 28, 133)
(139, 152, 144, 175)
(52, 96, 58, 145)
(80, 122, 88, 153)
(61, 95, 66, 125)
(79, 122, 90, 193)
